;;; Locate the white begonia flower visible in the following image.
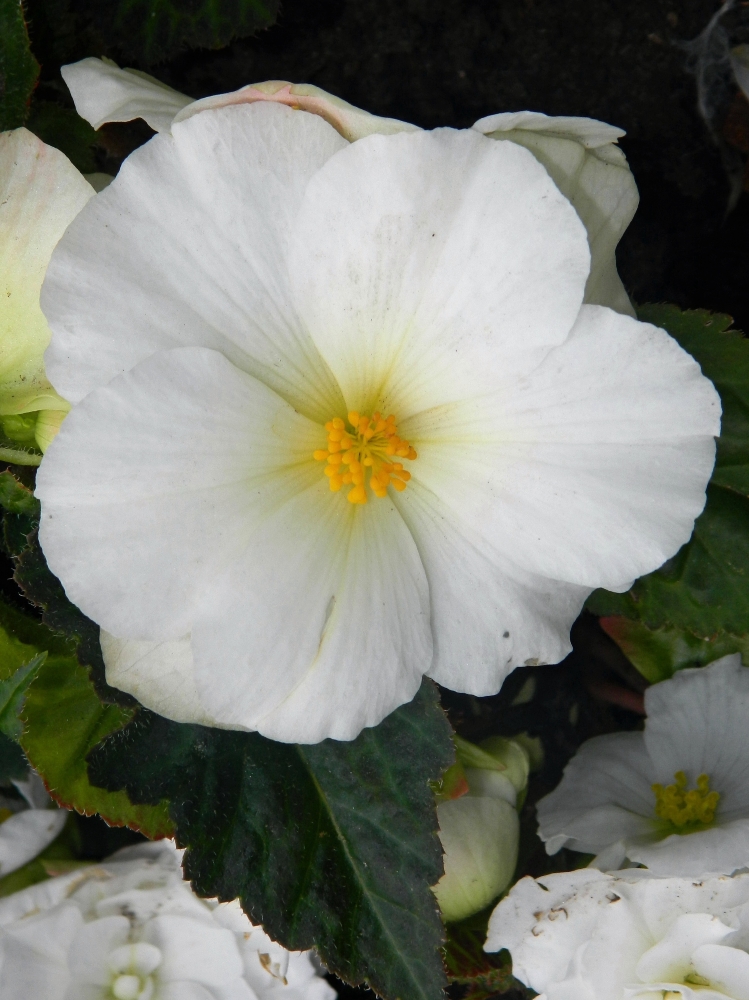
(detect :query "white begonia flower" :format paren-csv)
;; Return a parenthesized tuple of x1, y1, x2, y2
(36, 70, 719, 743)
(433, 736, 528, 923)
(0, 838, 335, 1000)
(0, 771, 67, 877)
(0, 128, 94, 457)
(60, 58, 637, 318)
(485, 867, 749, 1000)
(537, 655, 749, 876)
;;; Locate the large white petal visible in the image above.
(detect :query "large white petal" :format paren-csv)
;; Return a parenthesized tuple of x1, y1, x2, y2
(644, 656, 749, 817)
(406, 305, 720, 591)
(61, 58, 192, 132)
(391, 480, 588, 693)
(190, 481, 431, 742)
(627, 819, 749, 876)
(289, 127, 589, 419)
(144, 915, 243, 985)
(0, 129, 93, 415)
(37, 347, 321, 639)
(0, 903, 83, 1000)
(536, 731, 656, 854)
(692, 943, 749, 1000)
(42, 101, 347, 421)
(473, 112, 638, 316)
(100, 631, 221, 728)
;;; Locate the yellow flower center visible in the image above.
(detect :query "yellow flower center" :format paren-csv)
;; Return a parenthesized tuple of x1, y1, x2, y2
(314, 411, 417, 505)
(652, 771, 720, 830)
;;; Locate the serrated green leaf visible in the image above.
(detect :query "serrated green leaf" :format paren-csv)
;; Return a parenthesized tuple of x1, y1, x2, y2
(88, 682, 454, 1000)
(586, 306, 749, 637)
(72, 0, 280, 64)
(0, 598, 172, 838)
(0, 468, 40, 517)
(0, 0, 39, 130)
(0, 650, 45, 739)
(599, 615, 749, 683)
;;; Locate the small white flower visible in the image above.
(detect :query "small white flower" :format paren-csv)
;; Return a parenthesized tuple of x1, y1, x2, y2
(36, 70, 719, 743)
(537, 655, 749, 876)
(485, 867, 749, 1000)
(0, 839, 334, 1000)
(434, 737, 528, 923)
(0, 771, 67, 877)
(0, 128, 93, 455)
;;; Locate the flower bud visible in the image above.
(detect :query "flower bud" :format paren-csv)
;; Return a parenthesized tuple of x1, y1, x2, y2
(433, 735, 530, 923)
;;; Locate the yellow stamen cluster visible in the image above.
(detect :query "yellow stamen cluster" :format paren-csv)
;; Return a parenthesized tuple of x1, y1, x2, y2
(652, 771, 720, 829)
(314, 412, 417, 504)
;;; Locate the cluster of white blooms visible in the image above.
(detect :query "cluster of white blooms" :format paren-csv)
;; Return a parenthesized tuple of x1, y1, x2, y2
(0, 838, 335, 1000)
(486, 868, 749, 1000)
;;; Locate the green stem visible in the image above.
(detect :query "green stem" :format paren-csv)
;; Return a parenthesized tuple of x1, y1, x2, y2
(0, 447, 42, 467)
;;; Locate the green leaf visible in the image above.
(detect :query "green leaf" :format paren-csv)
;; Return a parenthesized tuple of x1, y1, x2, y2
(0, 468, 40, 517)
(599, 616, 749, 683)
(0, 0, 39, 130)
(72, 0, 280, 64)
(587, 306, 749, 637)
(88, 682, 454, 1000)
(0, 598, 172, 838)
(0, 732, 27, 781)
(0, 650, 45, 740)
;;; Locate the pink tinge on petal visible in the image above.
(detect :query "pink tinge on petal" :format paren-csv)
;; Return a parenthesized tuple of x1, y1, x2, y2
(172, 81, 418, 142)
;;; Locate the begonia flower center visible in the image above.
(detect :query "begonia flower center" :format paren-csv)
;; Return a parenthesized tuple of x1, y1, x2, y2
(108, 942, 160, 1000)
(314, 412, 417, 505)
(651, 771, 720, 831)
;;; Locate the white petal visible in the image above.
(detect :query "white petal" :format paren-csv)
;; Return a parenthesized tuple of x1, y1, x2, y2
(42, 101, 347, 420)
(473, 112, 637, 316)
(391, 480, 588, 693)
(635, 913, 734, 983)
(37, 347, 322, 639)
(0, 809, 68, 875)
(0, 128, 93, 415)
(61, 58, 191, 132)
(644, 656, 749, 816)
(627, 819, 749, 877)
(536, 732, 657, 854)
(692, 943, 749, 1000)
(100, 631, 220, 727)
(67, 915, 131, 985)
(143, 914, 242, 984)
(0, 904, 82, 1000)
(407, 305, 719, 591)
(174, 80, 420, 142)
(190, 481, 431, 742)
(289, 126, 589, 418)
(472, 112, 626, 148)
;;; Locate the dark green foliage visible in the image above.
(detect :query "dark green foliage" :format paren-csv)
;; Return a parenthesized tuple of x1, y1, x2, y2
(0, 650, 45, 739)
(0, 0, 39, 129)
(25, 100, 98, 172)
(71, 0, 280, 64)
(587, 306, 749, 638)
(89, 682, 454, 1000)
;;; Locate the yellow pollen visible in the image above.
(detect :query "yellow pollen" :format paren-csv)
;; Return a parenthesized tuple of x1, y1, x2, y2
(652, 771, 720, 830)
(314, 411, 417, 504)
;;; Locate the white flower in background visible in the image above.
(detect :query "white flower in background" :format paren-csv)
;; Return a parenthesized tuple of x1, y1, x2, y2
(61, 57, 638, 317)
(536, 655, 749, 876)
(36, 64, 719, 743)
(433, 736, 529, 923)
(0, 838, 335, 1000)
(485, 867, 749, 1000)
(0, 771, 67, 878)
(0, 128, 94, 458)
